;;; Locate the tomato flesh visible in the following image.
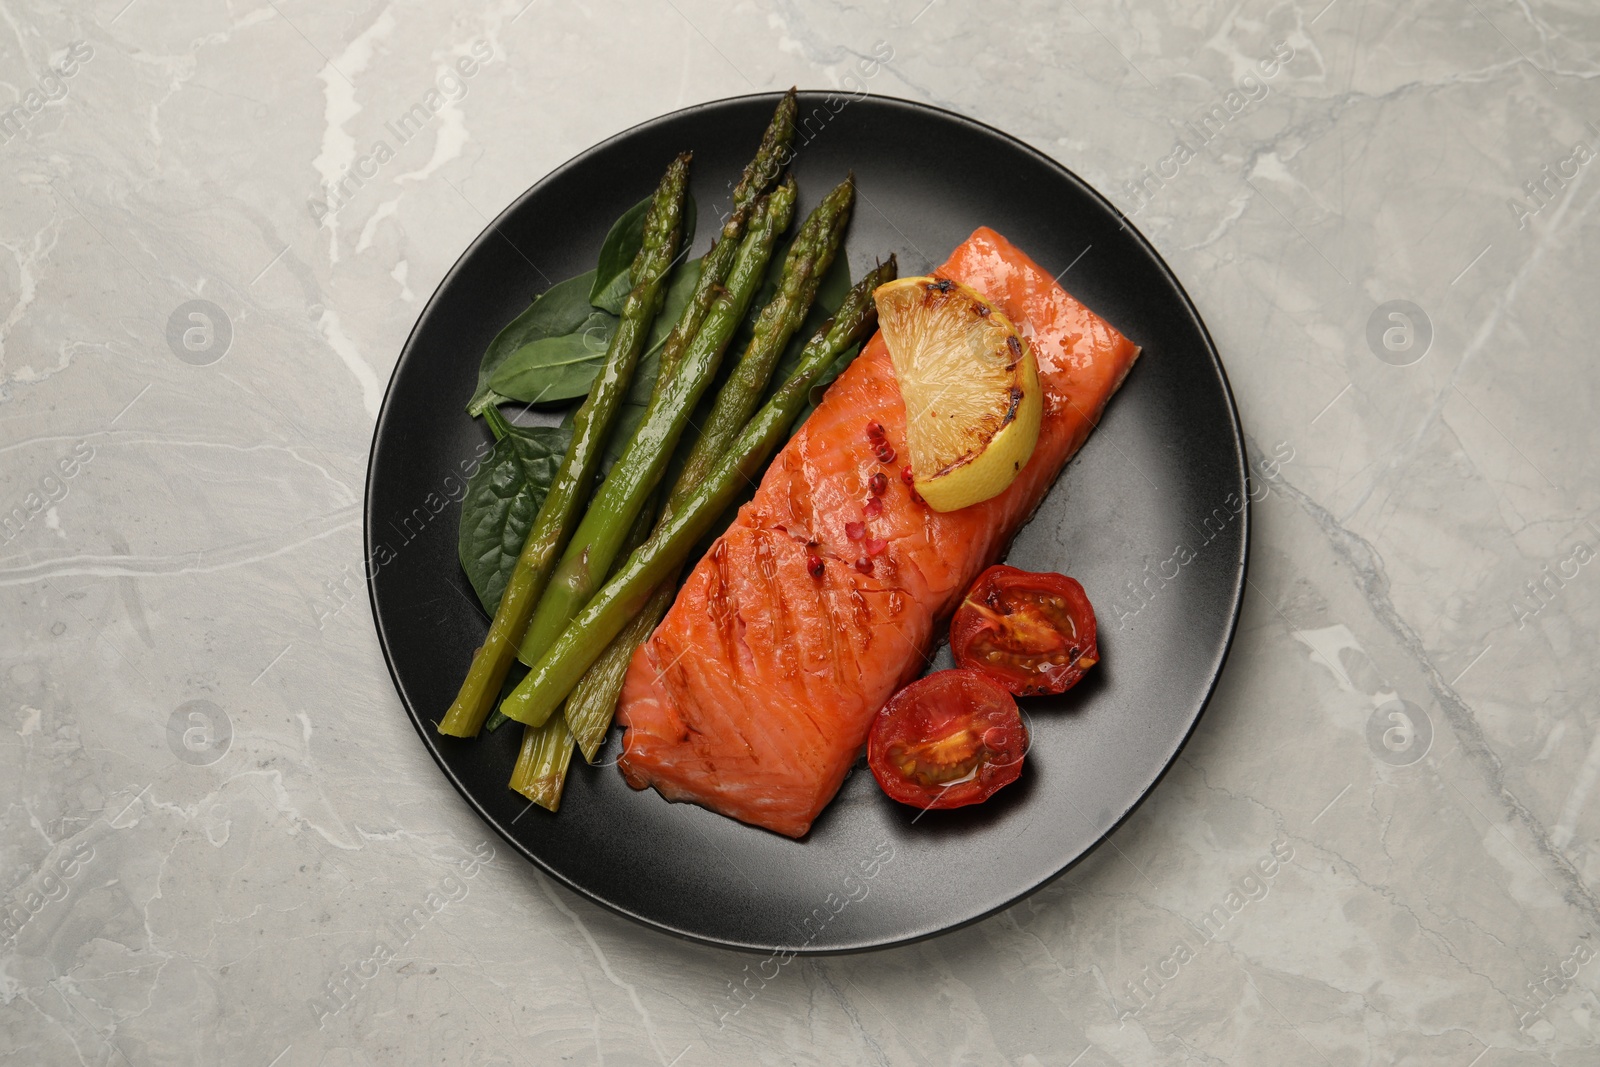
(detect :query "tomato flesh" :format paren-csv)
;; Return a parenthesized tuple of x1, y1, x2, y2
(951, 565, 1099, 696)
(868, 670, 1027, 809)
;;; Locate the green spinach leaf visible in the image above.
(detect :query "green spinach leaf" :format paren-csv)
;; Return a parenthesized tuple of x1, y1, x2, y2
(489, 309, 618, 405)
(590, 194, 698, 314)
(458, 418, 573, 614)
(490, 256, 702, 409)
(466, 270, 599, 416)
(589, 198, 651, 314)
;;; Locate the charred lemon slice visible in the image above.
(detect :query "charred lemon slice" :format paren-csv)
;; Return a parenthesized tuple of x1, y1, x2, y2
(873, 276, 1042, 512)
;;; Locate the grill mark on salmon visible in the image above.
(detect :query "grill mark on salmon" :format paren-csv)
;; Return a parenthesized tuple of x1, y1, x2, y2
(617, 227, 1142, 837)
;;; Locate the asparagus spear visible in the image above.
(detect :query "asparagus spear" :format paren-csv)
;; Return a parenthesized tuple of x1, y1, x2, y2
(509, 711, 575, 809)
(510, 177, 799, 676)
(509, 489, 659, 806)
(436, 153, 691, 738)
(564, 582, 673, 760)
(563, 176, 856, 760)
(481, 93, 800, 737)
(649, 89, 797, 392)
(674, 176, 854, 511)
(498, 258, 896, 729)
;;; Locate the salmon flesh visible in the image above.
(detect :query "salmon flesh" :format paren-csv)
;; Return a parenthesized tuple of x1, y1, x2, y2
(616, 227, 1142, 838)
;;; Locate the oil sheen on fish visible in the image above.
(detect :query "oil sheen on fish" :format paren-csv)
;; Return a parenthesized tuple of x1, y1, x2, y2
(616, 227, 1142, 838)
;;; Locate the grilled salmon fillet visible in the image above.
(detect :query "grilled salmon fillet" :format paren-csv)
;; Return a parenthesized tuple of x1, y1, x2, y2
(616, 226, 1141, 837)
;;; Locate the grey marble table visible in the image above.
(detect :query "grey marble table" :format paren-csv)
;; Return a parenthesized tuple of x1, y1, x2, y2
(3, 1, 1598, 1064)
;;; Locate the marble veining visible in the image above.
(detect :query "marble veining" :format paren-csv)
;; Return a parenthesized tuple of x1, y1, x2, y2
(2, 0, 1599, 1063)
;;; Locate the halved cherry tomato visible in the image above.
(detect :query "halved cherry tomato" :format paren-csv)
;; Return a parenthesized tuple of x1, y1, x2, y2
(951, 565, 1098, 696)
(867, 669, 1028, 809)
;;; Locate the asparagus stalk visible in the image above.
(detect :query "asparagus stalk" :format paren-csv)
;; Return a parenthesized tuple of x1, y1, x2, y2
(510, 178, 798, 677)
(509, 711, 574, 809)
(498, 258, 896, 729)
(565, 581, 674, 760)
(672, 176, 854, 513)
(481, 95, 799, 738)
(563, 177, 856, 760)
(732, 89, 797, 210)
(650, 89, 797, 391)
(509, 489, 659, 804)
(437, 153, 691, 738)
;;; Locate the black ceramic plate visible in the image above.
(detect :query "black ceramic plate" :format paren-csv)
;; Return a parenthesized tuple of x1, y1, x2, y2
(366, 92, 1247, 952)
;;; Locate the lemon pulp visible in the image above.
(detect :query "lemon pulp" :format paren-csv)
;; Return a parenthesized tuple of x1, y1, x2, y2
(873, 275, 1041, 512)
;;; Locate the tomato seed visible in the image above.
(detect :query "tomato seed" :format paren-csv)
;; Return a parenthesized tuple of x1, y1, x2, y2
(875, 444, 897, 464)
(900, 465, 914, 486)
(868, 471, 888, 496)
(845, 521, 865, 541)
(865, 421, 885, 440)
(863, 497, 883, 519)
(807, 554, 825, 579)
(853, 557, 873, 575)
(866, 538, 888, 557)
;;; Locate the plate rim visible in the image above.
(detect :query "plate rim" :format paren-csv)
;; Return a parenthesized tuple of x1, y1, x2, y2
(363, 89, 1250, 954)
